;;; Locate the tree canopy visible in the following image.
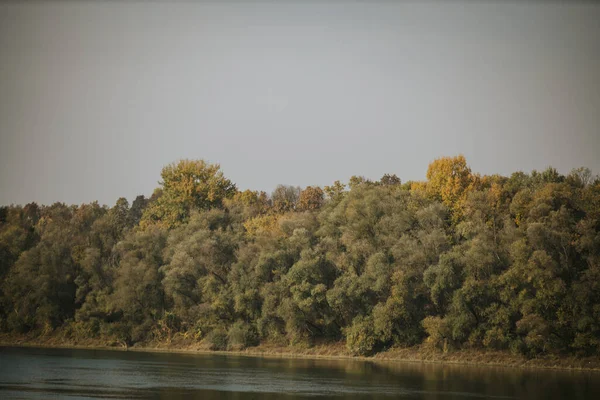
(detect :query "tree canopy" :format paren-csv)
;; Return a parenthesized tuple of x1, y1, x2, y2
(1, 157, 599, 358)
(140, 160, 237, 229)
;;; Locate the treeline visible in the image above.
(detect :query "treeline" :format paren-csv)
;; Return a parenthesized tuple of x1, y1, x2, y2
(1, 156, 599, 357)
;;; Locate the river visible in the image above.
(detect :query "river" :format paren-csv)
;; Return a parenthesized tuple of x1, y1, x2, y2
(0, 346, 598, 399)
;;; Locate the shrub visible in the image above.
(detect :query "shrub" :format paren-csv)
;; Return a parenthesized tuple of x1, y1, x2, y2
(227, 321, 259, 350)
(207, 328, 228, 350)
(345, 315, 377, 356)
(257, 316, 287, 345)
(483, 327, 510, 350)
(422, 316, 450, 350)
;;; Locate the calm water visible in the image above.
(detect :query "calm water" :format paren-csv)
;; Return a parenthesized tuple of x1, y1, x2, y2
(0, 347, 599, 399)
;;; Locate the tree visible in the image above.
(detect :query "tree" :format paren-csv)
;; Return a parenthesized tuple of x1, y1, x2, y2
(530, 167, 565, 187)
(425, 155, 477, 218)
(3, 203, 89, 332)
(1, 155, 599, 359)
(348, 176, 372, 189)
(109, 227, 168, 344)
(379, 173, 401, 186)
(566, 167, 595, 188)
(297, 186, 325, 211)
(128, 195, 148, 227)
(323, 180, 346, 202)
(161, 210, 241, 329)
(140, 160, 237, 228)
(271, 185, 301, 213)
(225, 190, 270, 220)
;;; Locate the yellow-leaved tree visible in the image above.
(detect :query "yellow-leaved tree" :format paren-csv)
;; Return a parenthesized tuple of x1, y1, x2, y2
(140, 159, 237, 229)
(425, 155, 478, 220)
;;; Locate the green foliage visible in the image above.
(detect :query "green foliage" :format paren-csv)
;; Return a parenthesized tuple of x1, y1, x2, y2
(140, 160, 236, 228)
(324, 180, 346, 202)
(207, 328, 229, 351)
(271, 185, 301, 213)
(227, 321, 259, 350)
(422, 316, 451, 350)
(346, 315, 377, 356)
(1, 157, 599, 360)
(379, 174, 401, 186)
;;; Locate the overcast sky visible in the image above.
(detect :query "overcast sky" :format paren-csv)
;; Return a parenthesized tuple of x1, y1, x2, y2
(1, 1, 599, 206)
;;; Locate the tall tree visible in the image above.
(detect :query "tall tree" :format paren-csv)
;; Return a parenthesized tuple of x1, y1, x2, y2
(297, 186, 325, 211)
(140, 160, 237, 228)
(426, 155, 477, 220)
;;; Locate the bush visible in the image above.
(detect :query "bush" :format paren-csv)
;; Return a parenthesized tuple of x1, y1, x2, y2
(516, 314, 550, 355)
(257, 316, 287, 345)
(207, 328, 228, 350)
(227, 321, 259, 350)
(422, 316, 450, 351)
(107, 322, 133, 347)
(483, 327, 510, 350)
(63, 319, 100, 340)
(345, 315, 377, 356)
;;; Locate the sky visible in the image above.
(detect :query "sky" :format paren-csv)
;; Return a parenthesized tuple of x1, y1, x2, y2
(1, 1, 599, 206)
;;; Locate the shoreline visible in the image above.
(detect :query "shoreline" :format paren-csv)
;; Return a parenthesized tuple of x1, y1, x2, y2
(2, 335, 600, 372)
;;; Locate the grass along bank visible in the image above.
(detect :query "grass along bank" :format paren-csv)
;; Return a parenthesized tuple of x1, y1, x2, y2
(2, 332, 600, 371)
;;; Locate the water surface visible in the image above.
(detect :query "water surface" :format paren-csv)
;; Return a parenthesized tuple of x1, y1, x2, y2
(0, 346, 598, 399)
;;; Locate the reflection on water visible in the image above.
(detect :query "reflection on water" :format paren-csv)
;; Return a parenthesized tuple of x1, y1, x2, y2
(0, 347, 598, 399)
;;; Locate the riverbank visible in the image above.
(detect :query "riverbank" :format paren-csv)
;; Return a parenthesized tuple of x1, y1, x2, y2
(2, 333, 599, 371)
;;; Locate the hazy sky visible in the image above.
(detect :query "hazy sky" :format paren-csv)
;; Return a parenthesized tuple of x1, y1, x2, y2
(1, 1, 599, 206)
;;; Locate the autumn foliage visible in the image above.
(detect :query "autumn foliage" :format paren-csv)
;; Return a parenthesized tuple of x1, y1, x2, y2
(1, 157, 599, 358)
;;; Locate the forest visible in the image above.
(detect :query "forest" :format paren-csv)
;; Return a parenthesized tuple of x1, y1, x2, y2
(1, 156, 599, 358)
